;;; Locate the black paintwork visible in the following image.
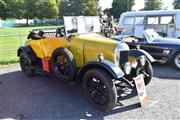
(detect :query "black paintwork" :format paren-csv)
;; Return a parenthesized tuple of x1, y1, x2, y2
(123, 39, 180, 63)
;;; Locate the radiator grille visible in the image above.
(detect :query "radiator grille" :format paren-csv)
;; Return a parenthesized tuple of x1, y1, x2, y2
(119, 51, 128, 65)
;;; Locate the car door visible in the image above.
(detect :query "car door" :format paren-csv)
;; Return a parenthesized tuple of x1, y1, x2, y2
(127, 41, 167, 60)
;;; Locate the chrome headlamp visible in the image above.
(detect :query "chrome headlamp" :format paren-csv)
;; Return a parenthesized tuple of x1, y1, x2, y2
(123, 62, 132, 75)
(114, 49, 120, 66)
(163, 49, 171, 55)
(139, 55, 146, 66)
(114, 42, 129, 66)
(131, 59, 138, 68)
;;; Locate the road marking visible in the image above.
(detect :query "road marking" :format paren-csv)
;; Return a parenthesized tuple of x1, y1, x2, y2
(148, 100, 161, 107)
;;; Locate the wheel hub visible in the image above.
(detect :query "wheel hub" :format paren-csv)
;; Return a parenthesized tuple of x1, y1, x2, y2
(87, 77, 108, 105)
(55, 54, 70, 78)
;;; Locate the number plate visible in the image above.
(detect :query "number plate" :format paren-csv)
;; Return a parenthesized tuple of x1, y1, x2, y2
(133, 74, 148, 107)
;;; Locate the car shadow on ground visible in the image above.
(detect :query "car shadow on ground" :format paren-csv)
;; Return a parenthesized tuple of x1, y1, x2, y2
(152, 63, 180, 80)
(0, 70, 140, 119)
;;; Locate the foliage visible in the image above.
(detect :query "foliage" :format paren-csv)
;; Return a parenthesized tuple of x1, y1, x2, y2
(0, 0, 5, 19)
(109, 0, 135, 18)
(36, 0, 58, 20)
(23, 0, 58, 25)
(0, 0, 58, 25)
(173, 0, 180, 9)
(59, 0, 96, 17)
(0, 0, 97, 21)
(22, 0, 38, 20)
(143, 0, 162, 10)
(0, 0, 24, 20)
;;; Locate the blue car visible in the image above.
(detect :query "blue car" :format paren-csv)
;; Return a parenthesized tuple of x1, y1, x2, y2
(112, 29, 180, 70)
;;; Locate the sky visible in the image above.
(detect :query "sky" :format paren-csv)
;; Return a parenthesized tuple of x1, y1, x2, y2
(99, 0, 174, 11)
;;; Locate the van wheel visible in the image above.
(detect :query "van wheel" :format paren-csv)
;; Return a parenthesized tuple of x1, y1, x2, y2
(82, 69, 117, 111)
(51, 48, 77, 81)
(19, 52, 35, 77)
(173, 52, 180, 70)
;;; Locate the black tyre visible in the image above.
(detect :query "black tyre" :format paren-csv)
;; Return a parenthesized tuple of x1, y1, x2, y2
(19, 52, 35, 77)
(173, 52, 180, 70)
(51, 48, 77, 81)
(144, 60, 153, 85)
(137, 59, 153, 86)
(82, 69, 117, 111)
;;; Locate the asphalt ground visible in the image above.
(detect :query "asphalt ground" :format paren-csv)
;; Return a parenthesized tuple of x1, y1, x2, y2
(0, 63, 180, 120)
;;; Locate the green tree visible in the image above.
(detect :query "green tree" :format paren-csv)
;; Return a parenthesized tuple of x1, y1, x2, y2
(23, 0, 58, 25)
(0, 0, 6, 19)
(173, 0, 180, 9)
(23, 0, 38, 25)
(59, 0, 96, 17)
(109, 0, 135, 18)
(143, 0, 162, 10)
(36, 0, 58, 20)
(0, 0, 23, 20)
(83, 0, 96, 15)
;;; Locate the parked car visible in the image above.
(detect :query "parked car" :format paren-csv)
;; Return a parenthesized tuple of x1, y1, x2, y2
(112, 29, 180, 70)
(17, 16, 154, 111)
(116, 10, 180, 39)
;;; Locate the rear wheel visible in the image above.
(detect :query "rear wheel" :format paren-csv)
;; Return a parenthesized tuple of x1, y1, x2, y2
(19, 52, 35, 77)
(51, 48, 77, 81)
(173, 52, 180, 70)
(82, 69, 117, 111)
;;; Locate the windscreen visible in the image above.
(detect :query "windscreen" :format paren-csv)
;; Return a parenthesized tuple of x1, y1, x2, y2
(64, 16, 100, 35)
(143, 29, 160, 43)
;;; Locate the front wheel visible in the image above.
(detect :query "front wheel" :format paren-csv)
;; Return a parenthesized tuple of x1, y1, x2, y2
(82, 69, 117, 111)
(173, 52, 180, 70)
(137, 59, 153, 86)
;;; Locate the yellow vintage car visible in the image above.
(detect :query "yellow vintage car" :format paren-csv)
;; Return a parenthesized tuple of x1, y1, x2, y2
(17, 16, 154, 111)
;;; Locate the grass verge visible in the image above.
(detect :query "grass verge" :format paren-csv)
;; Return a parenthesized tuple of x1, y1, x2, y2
(0, 26, 59, 65)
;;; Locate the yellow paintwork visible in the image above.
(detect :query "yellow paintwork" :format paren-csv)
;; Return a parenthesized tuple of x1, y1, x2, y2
(70, 33, 117, 67)
(25, 33, 119, 68)
(78, 33, 116, 63)
(26, 37, 69, 58)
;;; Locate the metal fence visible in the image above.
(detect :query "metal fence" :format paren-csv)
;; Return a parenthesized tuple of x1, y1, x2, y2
(0, 34, 27, 65)
(0, 28, 111, 65)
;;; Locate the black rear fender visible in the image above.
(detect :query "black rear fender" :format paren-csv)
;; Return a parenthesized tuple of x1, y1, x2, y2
(17, 46, 37, 63)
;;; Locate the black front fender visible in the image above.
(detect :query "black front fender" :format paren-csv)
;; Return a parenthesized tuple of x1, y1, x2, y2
(129, 49, 155, 62)
(78, 60, 124, 81)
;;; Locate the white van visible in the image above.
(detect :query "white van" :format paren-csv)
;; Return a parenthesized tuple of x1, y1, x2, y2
(117, 10, 180, 39)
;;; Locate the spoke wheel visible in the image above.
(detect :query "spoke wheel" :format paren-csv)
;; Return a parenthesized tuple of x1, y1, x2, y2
(83, 69, 117, 111)
(19, 52, 34, 77)
(136, 59, 153, 86)
(51, 48, 77, 81)
(87, 77, 108, 105)
(54, 54, 71, 79)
